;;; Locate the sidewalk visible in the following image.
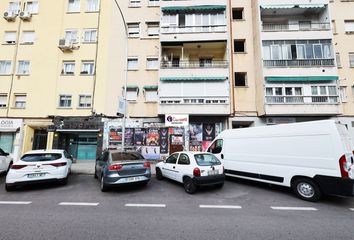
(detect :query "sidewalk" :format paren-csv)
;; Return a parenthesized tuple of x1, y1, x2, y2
(71, 160, 158, 175)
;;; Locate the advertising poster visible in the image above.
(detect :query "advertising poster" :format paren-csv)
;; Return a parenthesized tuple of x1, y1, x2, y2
(125, 128, 134, 146)
(189, 145, 203, 152)
(141, 146, 160, 160)
(202, 141, 212, 152)
(159, 128, 169, 154)
(134, 128, 146, 146)
(203, 123, 215, 141)
(189, 123, 202, 144)
(109, 127, 122, 147)
(146, 128, 160, 146)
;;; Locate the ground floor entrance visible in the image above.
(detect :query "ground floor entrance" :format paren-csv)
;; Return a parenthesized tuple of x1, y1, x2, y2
(58, 133, 98, 160)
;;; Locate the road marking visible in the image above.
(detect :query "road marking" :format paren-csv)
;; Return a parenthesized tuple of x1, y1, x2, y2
(125, 203, 166, 208)
(0, 201, 32, 205)
(59, 202, 99, 206)
(271, 206, 317, 211)
(199, 205, 242, 209)
(349, 208, 354, 211)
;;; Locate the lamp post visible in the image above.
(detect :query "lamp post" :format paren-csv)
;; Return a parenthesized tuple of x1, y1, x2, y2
(113, 0, 128, 150)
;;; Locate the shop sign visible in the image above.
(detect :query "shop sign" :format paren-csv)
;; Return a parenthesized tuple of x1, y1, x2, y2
(0, 119, 22, 130)
(165, 114, 189, 127)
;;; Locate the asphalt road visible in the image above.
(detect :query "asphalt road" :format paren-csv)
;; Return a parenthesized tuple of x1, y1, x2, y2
(0, 173, 353, 240)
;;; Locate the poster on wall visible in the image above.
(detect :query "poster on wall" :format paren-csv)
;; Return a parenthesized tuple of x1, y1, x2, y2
(203, 123, 215, 141)
(141, 146, 160, 160)
(134, 128, 146, 146)
(189, 145, 203, 152)
(189, 123, 203, 151)
(109, 127, 122, 147)
(159, 128, 169, 154)
(146, 128, 160, 146)
(125, 128, 134, 146)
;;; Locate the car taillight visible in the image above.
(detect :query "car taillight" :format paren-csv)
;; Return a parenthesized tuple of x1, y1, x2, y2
(193, 167, 201, 177)
(143, 162, 150, 168)
(109, 164, 123, 171)
(11, 165, 29, 170)
(339, 155, 349, 178)
(45, 162, 67, 167)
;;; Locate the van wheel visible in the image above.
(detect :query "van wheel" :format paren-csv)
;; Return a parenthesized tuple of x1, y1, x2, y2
(156, 168, 163, 180)
(292, 178, 321, 202)
(184, 177, 197, 194)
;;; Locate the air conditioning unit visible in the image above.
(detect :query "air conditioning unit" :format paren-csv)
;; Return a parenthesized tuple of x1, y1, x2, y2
(58, 38, 74, 52)
(3, 11, 17, 21)
(19, 11, 32, 20)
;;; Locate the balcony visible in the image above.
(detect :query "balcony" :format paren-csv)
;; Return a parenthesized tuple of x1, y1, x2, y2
(262, 22, 330, 32)
(263, 59, 335, 68)
(161, 60, 228, 69)
(265, 95, 339, 104)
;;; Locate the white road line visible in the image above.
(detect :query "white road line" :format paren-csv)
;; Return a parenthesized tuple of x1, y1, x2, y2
(0, 201, 32, 205)
(271, 206, 317, 211)
(349, 208, 354, 211)
(59, 202, 99, 206)
(125, 203, 166, 208)
(199, 205, 242, 209)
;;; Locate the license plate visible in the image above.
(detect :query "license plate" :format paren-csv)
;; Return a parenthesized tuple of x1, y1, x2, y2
(27, 173, 46, 178)
(208, 170, 219, 176)
(126, 176, 142, 182)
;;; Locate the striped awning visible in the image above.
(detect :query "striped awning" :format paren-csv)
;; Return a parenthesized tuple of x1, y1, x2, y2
(160, 77, 227, 81)
(261, 4, 325, 9)
(122, 85, 139, 89)
(265, 76, 339, 82)
(162, 5, 226, 12)
(143, 85, 158, 90)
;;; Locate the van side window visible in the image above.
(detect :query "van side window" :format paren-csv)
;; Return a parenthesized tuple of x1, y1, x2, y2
(209, 139, 223, 154)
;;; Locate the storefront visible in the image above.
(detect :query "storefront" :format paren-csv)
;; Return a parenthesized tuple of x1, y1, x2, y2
(52, 116, 104, 161)
(0, 118, 23, 160)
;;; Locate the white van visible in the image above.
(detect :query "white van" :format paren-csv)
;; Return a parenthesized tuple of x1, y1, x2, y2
(207, 120, 354, 201)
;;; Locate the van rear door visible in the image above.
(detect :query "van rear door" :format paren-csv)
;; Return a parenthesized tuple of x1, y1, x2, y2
(336, 123, 354, 179)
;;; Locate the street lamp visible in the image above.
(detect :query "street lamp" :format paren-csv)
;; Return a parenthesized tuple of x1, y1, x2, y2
(113, 0, 129, 150)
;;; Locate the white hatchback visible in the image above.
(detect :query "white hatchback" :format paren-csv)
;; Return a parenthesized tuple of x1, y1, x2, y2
(5, 149, 72, 191)
(155, 151, 225, 194)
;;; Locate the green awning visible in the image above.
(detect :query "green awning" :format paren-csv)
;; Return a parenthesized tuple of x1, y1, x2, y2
(261, 4, 325, 9)
(162, 5, 226, 12)
(123, 85, 139, 89)
(265, 76, 339, 82)
(160, 77, 227, 81)
(143, 85, 158, 90)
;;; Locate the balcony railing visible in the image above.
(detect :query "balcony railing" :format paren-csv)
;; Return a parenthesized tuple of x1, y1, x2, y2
(161, 25, 227, 34)
(262, 22, 331, 32)
(266, 95, 339, 104)
(263, 59, 335, 67)
(160, 60, 228, 69)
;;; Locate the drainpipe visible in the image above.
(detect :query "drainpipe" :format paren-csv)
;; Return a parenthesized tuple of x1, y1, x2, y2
(227, 0, 236, 119)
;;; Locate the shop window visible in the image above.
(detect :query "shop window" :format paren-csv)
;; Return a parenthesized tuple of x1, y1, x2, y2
(232, 8, 244, 20)
(0, 133, 15, 153)
(235, 72, 247, 87)
(234, 39, 245, 53)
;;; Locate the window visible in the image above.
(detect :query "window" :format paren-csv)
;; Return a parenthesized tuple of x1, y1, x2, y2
(146, 57, 158, 70)
(340, 86, 348, 102)
(0, 61, 11, 75)
(344, 20, 354, 33)
(59, 95, 72, 108)
(83, 29, 97, 43)
(127, 58, 138, 70)
(4, 31, 16, 44)
(8, 2, 20, 13)
(336, 53, 341, 67)
(178, 154, 190, 165)
(22, 31, 35, 44)
(129, 0, 141, 7)
(62, 61, 75, 75)
(199, 58, 212, 67)
(81, 61, 95, 75)
(14, 94, 26, 108)
(145, 90, 158, 102)
(148, 0, 159, 7)
(25, 1, 39, 14)
(68, 0, 80, 12)
(0, 95, 7, 108)
(17, 61, 30, 74)
(146, 22, 159, 37)
(349, 53, 354, 67)
(235, 72, 247, 87)
(234, 39, 245, 53)
(65, 30, 78, 43)
(127, 23, 140, 37)
(78, 95, 92, 108)
(232, 8, 244, 20)
(208, 139, 223, 154)
(126, 89, 138, 101)
(166, 153, 178, 164)
(86, 0, 99, 12)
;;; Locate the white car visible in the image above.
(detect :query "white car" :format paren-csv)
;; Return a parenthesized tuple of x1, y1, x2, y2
(155, 151, 225, 194)
(0, 148, 13, 174)
(5, 149, 72, 191)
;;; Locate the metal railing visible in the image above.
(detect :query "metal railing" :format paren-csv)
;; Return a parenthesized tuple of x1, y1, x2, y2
(262, 22, 331, 32)
(160, 60, 228, 69)
(263, 59, 335, 67)
(266, 95, 339, 104)
(160, 25, 227, 34)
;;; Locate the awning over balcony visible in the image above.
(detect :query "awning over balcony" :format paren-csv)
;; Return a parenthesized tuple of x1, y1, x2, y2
(162, 5, 226, 12)
(265, 76, 339, 82)
(261, 4, 325, 9)
(143, 85, 158, 90)
(123, 85, 139, 89)
(160, 77, 227, 81)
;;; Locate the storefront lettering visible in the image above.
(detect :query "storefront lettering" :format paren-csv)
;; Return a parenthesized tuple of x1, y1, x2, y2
(0, 119, 22, 129)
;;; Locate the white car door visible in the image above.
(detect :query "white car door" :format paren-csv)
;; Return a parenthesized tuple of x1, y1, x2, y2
(161, 153, 179, 180)
(174, 153, 192, 183)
